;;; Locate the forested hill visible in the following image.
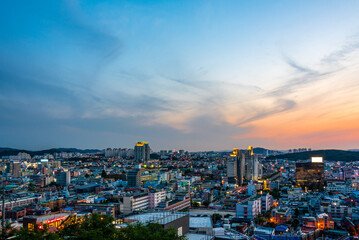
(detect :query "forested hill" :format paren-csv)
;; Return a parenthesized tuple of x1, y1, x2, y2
(0, 148, 100, 157)
(266, 149, 359, 162)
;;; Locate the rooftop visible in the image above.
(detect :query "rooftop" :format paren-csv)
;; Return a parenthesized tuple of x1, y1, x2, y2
(190, 217, 212, 228)
(125, 212, 188, 225)
(25, 213, 70, 222)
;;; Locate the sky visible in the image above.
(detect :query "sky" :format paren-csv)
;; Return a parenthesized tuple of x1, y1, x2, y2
(1, 0, 359, 151)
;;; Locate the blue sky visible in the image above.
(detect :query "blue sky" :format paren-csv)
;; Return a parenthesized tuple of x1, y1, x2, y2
(1, 0, 359, 151)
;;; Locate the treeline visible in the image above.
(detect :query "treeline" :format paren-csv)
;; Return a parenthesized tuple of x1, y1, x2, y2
(2, 213, 186, 240)
(0, 148, 100, 157)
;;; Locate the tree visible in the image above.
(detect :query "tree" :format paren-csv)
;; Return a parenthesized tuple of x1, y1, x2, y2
(48, 181, 59, 187)
(290, 219, 300, 229)
(263, 211, 272, 221)
(1, 223, 16, 240)
(101, 170, 108, 178)
(10, 213, 187, 240)
(58, 213, 117, 240)
(12, 224, 61, 240)
(191, 201, 199, 207)
(212, 214, 222, 223)
(203, 200, 210, 207)
(269, 189, 281, 199)
(254, 213, 265, 226)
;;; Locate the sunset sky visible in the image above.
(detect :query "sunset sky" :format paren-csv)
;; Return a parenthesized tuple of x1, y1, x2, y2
(1, 0, 359, 151)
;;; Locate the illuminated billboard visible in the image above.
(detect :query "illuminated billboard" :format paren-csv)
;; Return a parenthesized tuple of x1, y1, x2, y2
(311, 157, 323, 163)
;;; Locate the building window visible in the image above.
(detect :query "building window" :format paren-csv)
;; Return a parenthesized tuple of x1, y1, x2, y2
(28, 223, 34, 231)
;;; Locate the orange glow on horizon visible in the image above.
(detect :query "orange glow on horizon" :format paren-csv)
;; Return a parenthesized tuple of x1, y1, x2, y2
(229, 66, 359, 149)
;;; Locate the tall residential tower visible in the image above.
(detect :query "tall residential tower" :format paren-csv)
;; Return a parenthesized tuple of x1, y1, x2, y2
(227, 148, 245, 186)
(134, 141, 150, 163)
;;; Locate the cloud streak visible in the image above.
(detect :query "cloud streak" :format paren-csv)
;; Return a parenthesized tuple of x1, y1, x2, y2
(1, 1, 359, 150)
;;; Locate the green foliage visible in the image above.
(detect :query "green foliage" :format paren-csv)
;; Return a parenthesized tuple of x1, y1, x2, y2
(212, 213, 222, 223)
(269, 189, 281, 199)
(191, 201, 200, 207)
(254, 213, 265, 226)
(12, 225, 61, 240)
(263, 211, 272, 221)
(203, 200, 210, 207)
(101, 170, 108, 178)
(9, 213, 187, 240)
(266, 222, 277, 228)
(47, 181, 59, 187)
(266, 149, 359, 162)
(1, 223, 16, 240)
(106, 197, 119, 203)
(183, 169, 191, 175)
(58, 213, 116, 240)
(290, 219, 300, 229)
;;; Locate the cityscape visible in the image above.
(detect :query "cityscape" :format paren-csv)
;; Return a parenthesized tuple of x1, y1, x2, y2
(2, 144, 359, 240)
(1, 0, 359, 240)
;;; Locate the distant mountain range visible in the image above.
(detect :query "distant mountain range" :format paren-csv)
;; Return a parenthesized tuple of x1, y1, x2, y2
(266, 149, 359, 162)
(0, 147, 101, 157)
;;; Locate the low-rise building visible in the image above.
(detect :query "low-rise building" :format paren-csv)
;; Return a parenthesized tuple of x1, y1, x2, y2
(271, 208, 291, 224)
(5, 207, 26, 220)
(156, 198, 191, 212)
(23, 212, 70, 231)
(123, 193, 149, 214)
(236, 196, 261, 219)
(148, 190, 166, 209)
(327, 182, 355, 194)
(320, 198, 352, 219)
(123, 212, 189, 237)
(74, 203, 117, 218)
(317, 213, 334, 230)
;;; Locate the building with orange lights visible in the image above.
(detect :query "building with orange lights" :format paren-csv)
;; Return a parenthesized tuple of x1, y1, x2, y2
(317, 213, 334, 230)
(23, 213, 70, 231)
(244, 146, 260, 181)
(295, 157, 324, 189)
(228, 148, 245, 185)
(271, 208, 291, 224)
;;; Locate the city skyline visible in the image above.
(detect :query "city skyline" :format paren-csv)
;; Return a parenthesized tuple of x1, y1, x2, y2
(1, 1, 359, 151)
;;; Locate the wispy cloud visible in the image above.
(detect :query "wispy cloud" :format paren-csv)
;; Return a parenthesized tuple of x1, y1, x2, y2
(1, 1, 359, 150)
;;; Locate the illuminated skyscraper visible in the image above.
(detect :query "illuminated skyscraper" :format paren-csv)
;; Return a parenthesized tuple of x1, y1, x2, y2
(296, 157, 324, 189)
(244, 146, 260, 181)
(227, 148, 245, 185)
(134, 141, 150, 163)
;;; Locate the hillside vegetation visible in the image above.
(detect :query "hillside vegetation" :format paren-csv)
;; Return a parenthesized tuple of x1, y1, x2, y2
(266, 150, 359, 162)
